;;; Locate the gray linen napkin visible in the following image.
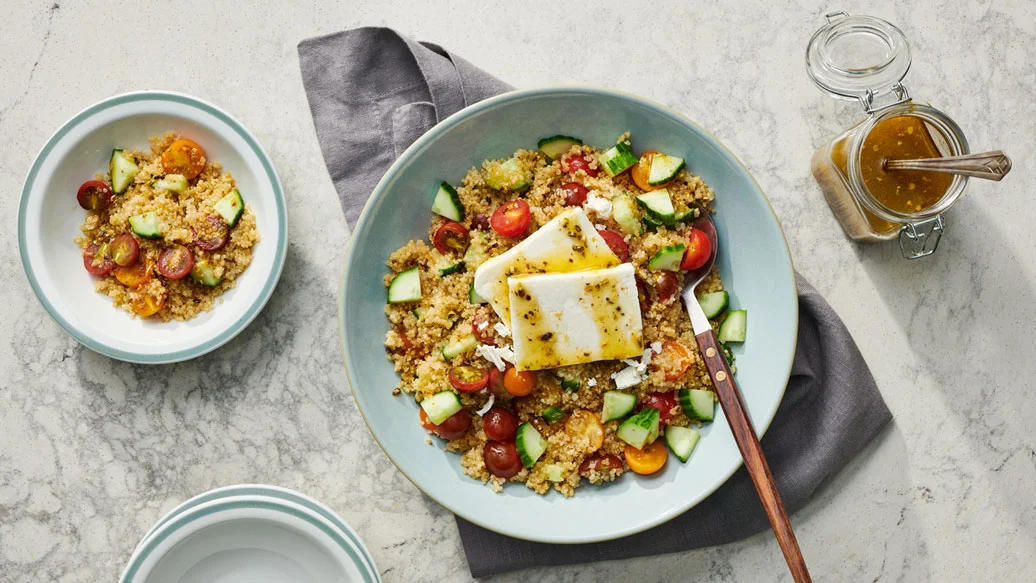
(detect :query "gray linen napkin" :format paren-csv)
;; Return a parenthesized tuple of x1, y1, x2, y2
(299, 28, 892, 578)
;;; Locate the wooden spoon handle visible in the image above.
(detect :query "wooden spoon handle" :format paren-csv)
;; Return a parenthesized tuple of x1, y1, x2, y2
(695, 329, 812, 583)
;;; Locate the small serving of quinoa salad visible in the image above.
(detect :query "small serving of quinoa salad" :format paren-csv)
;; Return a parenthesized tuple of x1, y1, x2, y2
(384, 133, 748, 496)
(75, 133, 259, 322)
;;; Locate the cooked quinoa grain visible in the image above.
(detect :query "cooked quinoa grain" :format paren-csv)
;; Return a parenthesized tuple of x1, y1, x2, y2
(386, 138, 726, 496)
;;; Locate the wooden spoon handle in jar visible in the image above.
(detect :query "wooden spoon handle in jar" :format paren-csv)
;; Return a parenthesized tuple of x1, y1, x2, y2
(884, 150, 1012, 181)
(694, 329, 813, 583)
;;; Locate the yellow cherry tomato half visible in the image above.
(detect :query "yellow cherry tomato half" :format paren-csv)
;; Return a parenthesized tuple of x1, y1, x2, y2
(114, 260, 152, 288)
(624, 441, 668, 475)
(132, 292, 166, 318)
(503, 368, 537, 396)
(565, 410, 604, 452)
(631, 151, 658, 192)
(161, 138, 207, 179)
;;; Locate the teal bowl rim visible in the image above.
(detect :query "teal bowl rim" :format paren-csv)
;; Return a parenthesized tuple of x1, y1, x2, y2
(339, 86, 798, 543)
(17, 91, 288, 364)
(119, 497, 375, 583)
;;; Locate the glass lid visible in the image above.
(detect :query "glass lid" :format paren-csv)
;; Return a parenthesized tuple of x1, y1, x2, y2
(806, 12, 912, 109)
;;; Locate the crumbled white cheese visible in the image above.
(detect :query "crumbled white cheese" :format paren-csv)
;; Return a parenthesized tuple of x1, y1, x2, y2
(476, 393, 495, 416)
(476, 344, 507, 371)
(595, 223, 607, 230)
(477, 320, 490, 331)
(496, 346, 515, 363)
(586, 378, 597, 387)
(584, 194, 613, 219)
(611, 365, 644, 390)
(638, 348, 653, 371)
(650, 341, 663, 354)
(493, 322, 511, 338)
(622, 358, 640, 368)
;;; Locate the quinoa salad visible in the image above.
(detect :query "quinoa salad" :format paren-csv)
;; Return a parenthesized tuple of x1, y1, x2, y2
(384, 134, 748, 496)
(75, 133, 258, 321)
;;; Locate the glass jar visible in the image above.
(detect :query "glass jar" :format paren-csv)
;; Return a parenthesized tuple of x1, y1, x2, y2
(807, 12, 970, 259)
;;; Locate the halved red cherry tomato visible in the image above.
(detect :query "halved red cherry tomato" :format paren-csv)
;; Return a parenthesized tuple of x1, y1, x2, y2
(161, 138, 207, 179)
(109, 234, 139, 267)
(482, 407, 519, 441)
(432, 221, 470, 255)
(488, 366, 508, 395)
(132, 293, 166, 318)
(639, 391, 680, 425)
(193, 215, 230, 251)
(578, 453, 623, 475)
(82, 243, 115, 275)
(157, 245, 195, 279)
(420, 408, 471, 440)
(656, 340, 692, 382)
(76, 180, 113, 211)
(596, 229, 629, 262)
(561, 153, 599, 177)
(449, 365, 489, 393)
(560, 182, 588, 206)
(484, 440, 523, 478)
(624, 441, 668, 475)
(680, 227, 712, 270)
(472, 307, 496, 346)
(114, 260, 152, 288)
(657, 272, 678, 303)
(490, 200, 531, 237)
(503, 368, 537, 396)
(631, 151, 658, 191)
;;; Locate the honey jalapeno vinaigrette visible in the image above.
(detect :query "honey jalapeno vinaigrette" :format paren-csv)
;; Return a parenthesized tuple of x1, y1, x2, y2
(806, 12, 995, 259)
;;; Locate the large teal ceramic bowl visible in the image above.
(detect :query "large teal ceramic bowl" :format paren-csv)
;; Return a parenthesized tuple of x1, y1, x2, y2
(339, 87, 797, 543)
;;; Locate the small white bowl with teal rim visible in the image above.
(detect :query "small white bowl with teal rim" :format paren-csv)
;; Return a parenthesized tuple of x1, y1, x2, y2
(339, 87, 798, 543)
(119, 494, 377, 582)
(18, 91, 287, 364)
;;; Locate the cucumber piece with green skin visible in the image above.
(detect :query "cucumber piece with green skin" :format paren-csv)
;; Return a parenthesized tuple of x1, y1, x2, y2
(647, 244, 686, 271)
(697, 291, 729, 319)
(541, 406, 564, 423)
(421, 391, 463, 425)
(412, 308, 423, 319)
(674, 208, 699, 223)
(128, 212, 162, 239)
(648, 153, 686, 185)
(635, 189, 676, 225)
(717, 310, 748, 343)
(462, 231, 490, 269)
(441, 335, 477, 360)
(537, 135, 583, 160)
(611, 194, 642, 236)
(190, 260, 222, 287)
(213, 189, 244, 227)
(431, 182, 465, 222)
(485, 157, 531, 191)
(151, 174, 187, 193)
(560, 378, 580, 392)
(601, 391, 637, 422)
(387, 267, 422, 303)
(468, 284, 487, 304)
(598, 141, 638, 177)
(438, 261, 465, 276)
(665, 425, 701, 462)
(109, 149, 139, 194)
(641, 215, 664, 232)
(516, 422, 548, 467)
(678, 388, 715, 422)
(543, 463, 565, 482)
(616, 408, 659, 449)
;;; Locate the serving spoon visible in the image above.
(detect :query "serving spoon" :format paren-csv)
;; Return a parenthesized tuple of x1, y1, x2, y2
(680, 215, 812, 583)
(884, 150, 1012, 181)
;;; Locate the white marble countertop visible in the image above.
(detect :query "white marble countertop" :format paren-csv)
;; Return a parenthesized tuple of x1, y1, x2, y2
(2, 1, 1034, 581)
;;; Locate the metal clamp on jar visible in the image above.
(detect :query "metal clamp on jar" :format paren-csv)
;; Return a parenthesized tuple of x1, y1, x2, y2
(808, 12, 973, 259)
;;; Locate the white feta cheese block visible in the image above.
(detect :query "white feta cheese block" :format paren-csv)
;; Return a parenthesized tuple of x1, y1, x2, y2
(473, 208, 620, 325)
(507, 263, 643, 370)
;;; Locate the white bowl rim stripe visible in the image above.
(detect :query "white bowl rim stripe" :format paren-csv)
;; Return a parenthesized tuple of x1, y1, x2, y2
(18, 90, 288, 364)
(134, 484, 379, 580)
(119, 496, 375, 583)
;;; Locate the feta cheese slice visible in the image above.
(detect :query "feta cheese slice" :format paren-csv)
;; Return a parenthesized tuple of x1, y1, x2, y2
(473, 208, 620, 325)
(507, 263, 643, 370)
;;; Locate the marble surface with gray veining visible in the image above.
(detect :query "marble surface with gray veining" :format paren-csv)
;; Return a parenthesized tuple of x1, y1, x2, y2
(2, 1, 1035, 581)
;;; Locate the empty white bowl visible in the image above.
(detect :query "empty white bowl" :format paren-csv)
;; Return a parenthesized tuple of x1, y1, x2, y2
(18, 91, 288, 363)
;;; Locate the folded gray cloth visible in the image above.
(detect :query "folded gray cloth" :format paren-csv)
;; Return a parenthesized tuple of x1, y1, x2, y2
(299, 28, 892, 579)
